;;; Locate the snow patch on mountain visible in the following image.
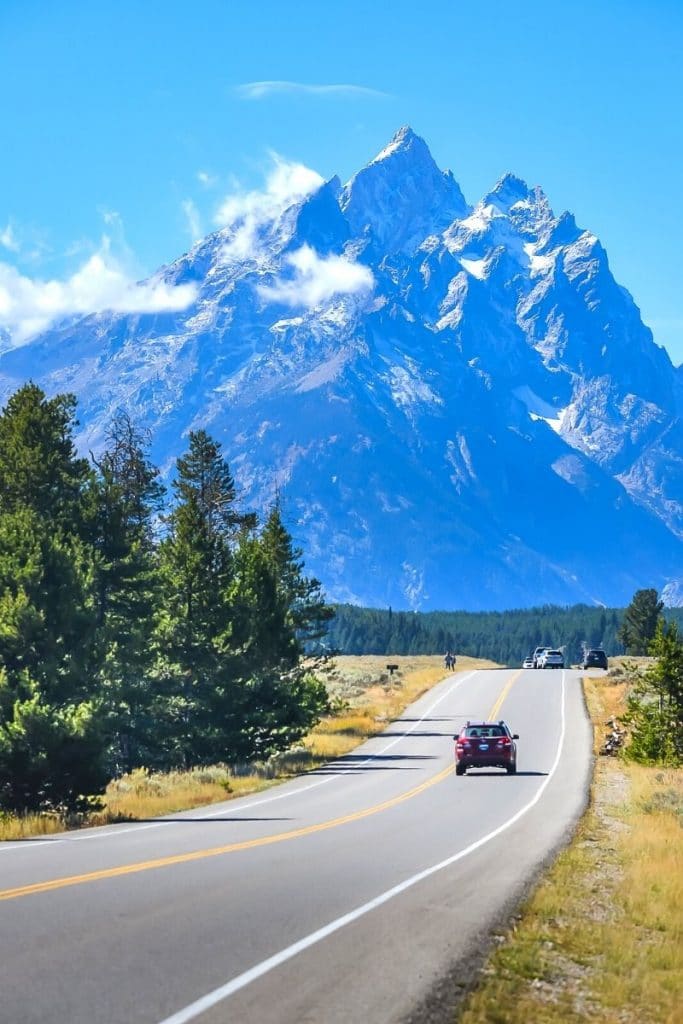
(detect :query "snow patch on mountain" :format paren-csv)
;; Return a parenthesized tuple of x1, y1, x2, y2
(1, 125, 682, 609)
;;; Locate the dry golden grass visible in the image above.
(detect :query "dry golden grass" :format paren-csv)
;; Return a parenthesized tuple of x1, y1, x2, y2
(458, 671, 683, 1024)
(0, 811, 66, 841)
(91, 766, 278, 825)
(1, 653, 495, 839)
(301, 654, 497, 765)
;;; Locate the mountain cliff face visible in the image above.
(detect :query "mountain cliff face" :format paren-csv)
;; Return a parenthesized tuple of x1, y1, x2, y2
(2, 126, 682, 609)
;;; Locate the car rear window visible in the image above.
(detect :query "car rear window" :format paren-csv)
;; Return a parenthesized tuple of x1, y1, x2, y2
(465, 726, 505, 737)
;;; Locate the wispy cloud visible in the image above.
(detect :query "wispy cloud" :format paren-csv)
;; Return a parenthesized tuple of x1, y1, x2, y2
(0, 222, 20, 253)
(257, 244, 374, 309)
(0, 236, 197, 346)
(100, 208, 122, 228)
(235, 81, 390, 101)
(197, 170, 218, 188)
(216, 154, 324, 261)
(0, 219, 52, 266)
(182, 199, 203, 243)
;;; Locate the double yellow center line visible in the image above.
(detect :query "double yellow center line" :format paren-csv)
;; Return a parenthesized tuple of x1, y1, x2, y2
(0, 669, 523, 902)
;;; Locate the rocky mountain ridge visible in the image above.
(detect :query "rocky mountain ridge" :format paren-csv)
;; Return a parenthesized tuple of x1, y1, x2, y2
(1, 126, 681, 609)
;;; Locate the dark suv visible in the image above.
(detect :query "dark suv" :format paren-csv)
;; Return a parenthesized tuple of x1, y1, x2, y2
(454, 720, 519, 775)
(583, 649, 608, 670)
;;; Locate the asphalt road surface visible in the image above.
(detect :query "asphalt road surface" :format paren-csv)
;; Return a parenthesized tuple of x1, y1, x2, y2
(1, 667, 592, 1024)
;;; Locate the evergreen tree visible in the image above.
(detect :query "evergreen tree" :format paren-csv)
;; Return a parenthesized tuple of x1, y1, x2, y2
(174, 430, 253, 542)
(226, 533, 328, 761)
(260, 497, 334, 649)
(0, 675, 107, 815)
(156, 431, 244, 766)
(0, 383, 91, 530)
(618, 589, 664, 655)
(92, 412, 165, 771)
(0, 387, 105, 812)
(624, 619, 683, 764)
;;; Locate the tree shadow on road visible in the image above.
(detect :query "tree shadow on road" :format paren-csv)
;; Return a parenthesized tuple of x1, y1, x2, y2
(308, 752, 438, 775)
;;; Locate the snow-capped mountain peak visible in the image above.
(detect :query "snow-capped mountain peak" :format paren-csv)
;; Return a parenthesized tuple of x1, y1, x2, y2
(369, 124, 424, 163)
(340, 126, 469, 254)
(1, 127, 682, 610)
(485, 171, 531, 207)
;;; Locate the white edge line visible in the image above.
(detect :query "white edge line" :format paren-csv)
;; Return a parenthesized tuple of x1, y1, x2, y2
(156, 671, 568, 1024)
(0, 670, 478, 852)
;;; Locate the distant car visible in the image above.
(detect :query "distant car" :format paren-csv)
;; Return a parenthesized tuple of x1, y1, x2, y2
(583, 649, 608, 670)
(522, 656, 534, 669)
(454, 720, 519, 775)
(532, 646, 551, 668)
(538, 649, 564, 669)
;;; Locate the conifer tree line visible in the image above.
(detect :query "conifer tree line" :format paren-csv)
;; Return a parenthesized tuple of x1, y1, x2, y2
(0, 384, 333, 815)
(328, 600, 683, 666)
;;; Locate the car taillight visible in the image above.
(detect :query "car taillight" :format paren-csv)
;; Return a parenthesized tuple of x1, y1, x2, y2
(458, 739, 470, 748)
(498, 737, 511, 746)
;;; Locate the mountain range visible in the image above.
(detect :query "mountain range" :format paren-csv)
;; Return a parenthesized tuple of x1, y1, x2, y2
(2, 126, 682, 610)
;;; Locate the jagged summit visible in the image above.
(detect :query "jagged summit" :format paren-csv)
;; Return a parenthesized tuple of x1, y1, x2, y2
(341, 126, 468, 253)
(1, 129, 682, 610)
(487, 172, 531, 204)
(369, 125, 429, 165)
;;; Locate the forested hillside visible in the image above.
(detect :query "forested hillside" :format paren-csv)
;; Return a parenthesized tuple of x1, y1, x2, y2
(327, 603, 683, 665)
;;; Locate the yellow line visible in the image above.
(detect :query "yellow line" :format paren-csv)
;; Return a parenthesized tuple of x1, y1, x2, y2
(0, 669, 524, 903)
(488, 669, 522, 721)
(0, 765, 453, 902)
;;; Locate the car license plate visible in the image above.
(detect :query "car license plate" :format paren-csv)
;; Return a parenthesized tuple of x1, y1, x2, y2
(479, 743, 489, 750)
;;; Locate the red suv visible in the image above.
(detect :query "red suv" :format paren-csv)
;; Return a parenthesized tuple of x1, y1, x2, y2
(454, 720, 519, 776)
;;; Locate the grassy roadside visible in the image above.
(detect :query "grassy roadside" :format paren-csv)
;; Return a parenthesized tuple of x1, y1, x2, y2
(0, 653, 495, 841)
(457, 665, 683, 1024)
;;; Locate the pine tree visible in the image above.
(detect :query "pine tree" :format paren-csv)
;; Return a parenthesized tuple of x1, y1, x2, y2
(92, 412, 165, 771)
(618, 589, 664, 655)
(624, 619, 683, 764)
(174, 430, 252, 542)
(0, 386, 106, 812)
(157, 431, 245, 766)
(0, 383, 91, 530)
(226, 533, 328, 761)
(259, 497, 334, 650)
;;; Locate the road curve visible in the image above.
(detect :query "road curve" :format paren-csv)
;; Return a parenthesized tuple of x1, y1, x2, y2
(0, 667, 592, 1024)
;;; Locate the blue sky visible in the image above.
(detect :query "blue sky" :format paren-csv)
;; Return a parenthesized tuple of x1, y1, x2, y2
(1, 0, 682, 359)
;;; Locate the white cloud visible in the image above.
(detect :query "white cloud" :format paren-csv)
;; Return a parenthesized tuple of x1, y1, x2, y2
(0, 238, 197, 345)
(216, 154, 324, 262)
(0, 223, 19, 253)
(257, 244, 374, 309)
(235, 81, 390, 100)
(182, 199, 203, 243)
(197, 170, 217, 188)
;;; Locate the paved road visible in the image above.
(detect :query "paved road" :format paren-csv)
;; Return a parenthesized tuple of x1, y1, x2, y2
(0, 667, 591, 1024)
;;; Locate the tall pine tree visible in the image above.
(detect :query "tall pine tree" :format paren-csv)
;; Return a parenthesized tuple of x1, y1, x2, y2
(618, 588, 664, 655)
(0, 385, 106, 813)
(223, 500, 331, 761)
(157, 431, 245, 766)
(92, 411, 165, 772)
